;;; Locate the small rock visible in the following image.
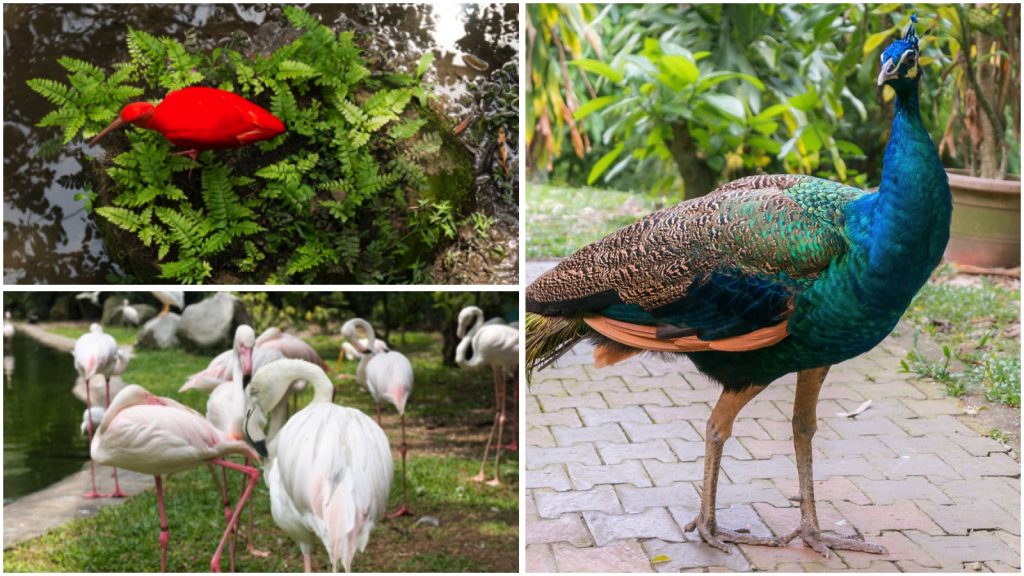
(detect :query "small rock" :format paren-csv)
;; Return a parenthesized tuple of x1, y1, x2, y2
(138, 313, 181, 349)
(176, 293, 252, 353)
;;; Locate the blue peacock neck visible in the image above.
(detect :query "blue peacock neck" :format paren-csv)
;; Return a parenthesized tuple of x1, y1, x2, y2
(862, 80, 951, 298)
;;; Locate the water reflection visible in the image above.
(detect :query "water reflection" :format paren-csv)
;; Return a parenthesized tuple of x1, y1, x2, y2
(2, 331, 84, 504)
(3, 3, 518, 284)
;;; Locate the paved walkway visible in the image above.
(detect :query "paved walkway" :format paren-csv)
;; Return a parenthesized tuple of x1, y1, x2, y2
(525, 261, 1020, 572)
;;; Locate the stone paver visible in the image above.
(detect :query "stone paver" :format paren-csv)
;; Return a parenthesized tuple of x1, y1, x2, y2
(525, 261, 1021, 573)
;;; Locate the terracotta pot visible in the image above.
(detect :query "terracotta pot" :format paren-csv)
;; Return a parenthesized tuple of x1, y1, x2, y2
(944, 169, 1021, 268)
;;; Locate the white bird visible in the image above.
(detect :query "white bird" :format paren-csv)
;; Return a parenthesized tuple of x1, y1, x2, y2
(256, 327, 331, 414)
(342, 318, 414, 518)
(73, 323, 125, 498)
(81, 406, 105, 436)
(151, 291, 184, 316)
(456, 306, 519, 486)
(91, 384, 261, 572)
(119, 299, 140, 327)
(3, 311, 14, 339)
(75, 291, 101, 307)
(338, 338, 389, 364)
(243, 359, 392, 572)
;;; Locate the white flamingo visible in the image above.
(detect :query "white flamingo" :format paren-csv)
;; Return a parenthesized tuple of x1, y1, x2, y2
(80, 406, 105, 436)
(243, 359, 392, 572)
(152, 291, 184, 316)
(337, 338, 389, 368)
(456, 306, 519, 485)
(91, 384, 261, 572)
(73, 323, 125, 498)
(341, 318, 414, 518)
(256, 327, 330, 413)
(3, 311, 14, 338)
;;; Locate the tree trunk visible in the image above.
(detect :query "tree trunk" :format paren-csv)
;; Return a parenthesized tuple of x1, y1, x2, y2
(975, 29, 1003, 179)
(668, 123, 719, 199)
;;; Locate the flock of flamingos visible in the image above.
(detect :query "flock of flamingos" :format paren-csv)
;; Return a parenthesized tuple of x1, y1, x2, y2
(66, 297, 519, 572)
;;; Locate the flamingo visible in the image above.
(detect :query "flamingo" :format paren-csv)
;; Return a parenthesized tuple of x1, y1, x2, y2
(90, 86, 286, 162)
(341, 318, 414, 518)
(73, 323, 125, 498)
(456, 306, 519, 485)
(243, 359, 392, 572)
(4, 311, 14, 339)
(337, 338, 390, 370)
(203, 325, 269, 559)
(151, 291, 184, 316)
(75, 291, 101, 308)
(91, 384, 261, 572)
(256, 327, 330, 413)
(80, 406, 105, 436)
(119, 299, 140, 327)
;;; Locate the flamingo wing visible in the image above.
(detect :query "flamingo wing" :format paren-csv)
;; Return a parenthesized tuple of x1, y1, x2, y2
(365, 352, 414, 414)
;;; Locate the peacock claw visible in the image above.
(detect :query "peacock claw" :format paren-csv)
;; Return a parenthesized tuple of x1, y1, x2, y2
(684, 514, 779, 553)
(779, 524, 887, 557)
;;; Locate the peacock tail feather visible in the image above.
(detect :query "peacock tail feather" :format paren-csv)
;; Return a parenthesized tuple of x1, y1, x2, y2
(524, 313, 589, 382)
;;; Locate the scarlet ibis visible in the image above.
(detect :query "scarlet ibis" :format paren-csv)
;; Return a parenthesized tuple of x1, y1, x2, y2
(90, 86, 285, 160)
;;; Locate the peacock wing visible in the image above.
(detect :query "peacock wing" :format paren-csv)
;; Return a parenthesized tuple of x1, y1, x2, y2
(527, 174, 863, 345)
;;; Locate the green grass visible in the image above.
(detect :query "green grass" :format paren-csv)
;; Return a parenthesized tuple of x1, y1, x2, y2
(3, 324, 518, 572)
(900, 270, 1021, 408)
(47, 325, 142, 347)
(526, 183, 661, 259)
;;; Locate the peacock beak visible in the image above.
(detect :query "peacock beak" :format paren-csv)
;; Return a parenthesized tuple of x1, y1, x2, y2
(877, 58, 898, 86)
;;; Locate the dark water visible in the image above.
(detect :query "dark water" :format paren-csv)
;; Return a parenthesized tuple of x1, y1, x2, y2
(3, 3, 519, 284)
(3, 331, 84, 504)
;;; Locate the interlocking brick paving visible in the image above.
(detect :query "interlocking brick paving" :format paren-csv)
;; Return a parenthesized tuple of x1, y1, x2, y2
(525, 261, 1021, 572)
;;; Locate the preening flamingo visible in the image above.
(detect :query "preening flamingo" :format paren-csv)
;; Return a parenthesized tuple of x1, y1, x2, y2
(456, 306, 519, 485)
(341, 318, 414, 518)
(337, 338, 389, 369)
(256, 327, 330, 413)
(73, 323, 125, 498)
(243, 359, 392, 572)
(80, 406, 105, 436)
(151, 291, 184, 316)
(90, 87, 286, 161)
(91, 384, 261, 572)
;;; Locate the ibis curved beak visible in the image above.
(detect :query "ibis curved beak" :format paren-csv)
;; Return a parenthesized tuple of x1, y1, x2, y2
(89, 116, 126, 146)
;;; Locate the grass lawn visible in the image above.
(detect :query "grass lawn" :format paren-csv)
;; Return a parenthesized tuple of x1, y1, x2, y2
(526, 183, 661, 259)
(3, 324, 518, 572)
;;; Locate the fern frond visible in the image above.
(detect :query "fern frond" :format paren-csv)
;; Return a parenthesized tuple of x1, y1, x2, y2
(26, 78, 72, 107)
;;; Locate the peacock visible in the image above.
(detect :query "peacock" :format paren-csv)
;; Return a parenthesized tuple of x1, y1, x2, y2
(525, 19, 950, 557)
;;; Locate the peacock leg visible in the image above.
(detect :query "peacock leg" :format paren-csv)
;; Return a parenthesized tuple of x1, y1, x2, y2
(685, 384, 778, 553)
(777, 366, 887, 556)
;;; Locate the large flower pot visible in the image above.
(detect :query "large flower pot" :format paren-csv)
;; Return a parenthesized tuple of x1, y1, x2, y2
(944, 170, 1021, 268)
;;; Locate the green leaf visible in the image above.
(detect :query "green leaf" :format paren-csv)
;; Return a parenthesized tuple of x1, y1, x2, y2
(574, 95, 616, 120)
(863, 28, 895, 56)
(587, 143, 625, 185)
(701, 93, 746, 122)
(789, 89, 819, 112)
(753, 103, 790, 122)
(570, 59, 623, 83)
(277, 60, 319, 81)
(659, 54, 699, 85)
(416, 51, 435, 78)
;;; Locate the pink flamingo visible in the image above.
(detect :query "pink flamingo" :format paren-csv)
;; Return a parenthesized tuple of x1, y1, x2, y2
(72, 323, 126, 498)
(456, 306, 519, 486)
(341, 318, 414, 518)
(90, 384, 261, 572)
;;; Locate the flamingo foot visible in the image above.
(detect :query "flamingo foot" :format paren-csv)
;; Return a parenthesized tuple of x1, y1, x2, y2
(247, 544, 271, 558)
(469, 471, 488, 483)
(83, 490, 102, 499)
(502, 441, 518, 451)
(106, 487, 127, 498)
(385, 503, 413, 519)
(486, 477, 502, 487)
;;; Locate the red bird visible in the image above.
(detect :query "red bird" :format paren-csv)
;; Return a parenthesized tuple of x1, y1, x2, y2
(90, 86, 285, 160)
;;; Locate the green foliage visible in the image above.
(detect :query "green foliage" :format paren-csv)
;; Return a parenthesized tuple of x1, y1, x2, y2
(27, 6, 471, 283)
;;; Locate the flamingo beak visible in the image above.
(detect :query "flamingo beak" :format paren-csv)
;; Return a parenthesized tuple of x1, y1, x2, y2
(89, 116, 126, 146)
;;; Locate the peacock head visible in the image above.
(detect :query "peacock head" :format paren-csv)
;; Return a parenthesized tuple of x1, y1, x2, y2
(877, 16, 921, 88)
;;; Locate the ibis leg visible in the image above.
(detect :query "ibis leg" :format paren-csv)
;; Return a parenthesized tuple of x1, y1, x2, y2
(778, 366, 887, 556)
(685, 384, 778, 552)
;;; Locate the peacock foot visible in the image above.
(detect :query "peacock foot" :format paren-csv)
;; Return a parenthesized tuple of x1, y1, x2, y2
(684, 514, 780, 554)
(778, 524, 887, 557)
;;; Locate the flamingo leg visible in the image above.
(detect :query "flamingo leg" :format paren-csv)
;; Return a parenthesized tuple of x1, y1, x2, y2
(209, 458, 260, 573)
(303, 552, 313, 573)
(503, 377, 518, 452)
(244, 457, 270, 557)
(471, 366, 502, 483)
(386, 412, 412, 518)
(106, 377, 126, 498)
(83, 380, 100, 499)
(488, 367, 507, 486)
(155, 475, 170, 572)
(684, 384, 778, 552)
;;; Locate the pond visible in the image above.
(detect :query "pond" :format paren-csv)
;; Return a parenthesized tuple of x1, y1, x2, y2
(3, 331, 84, 504)
(3, 3, 518, 284)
